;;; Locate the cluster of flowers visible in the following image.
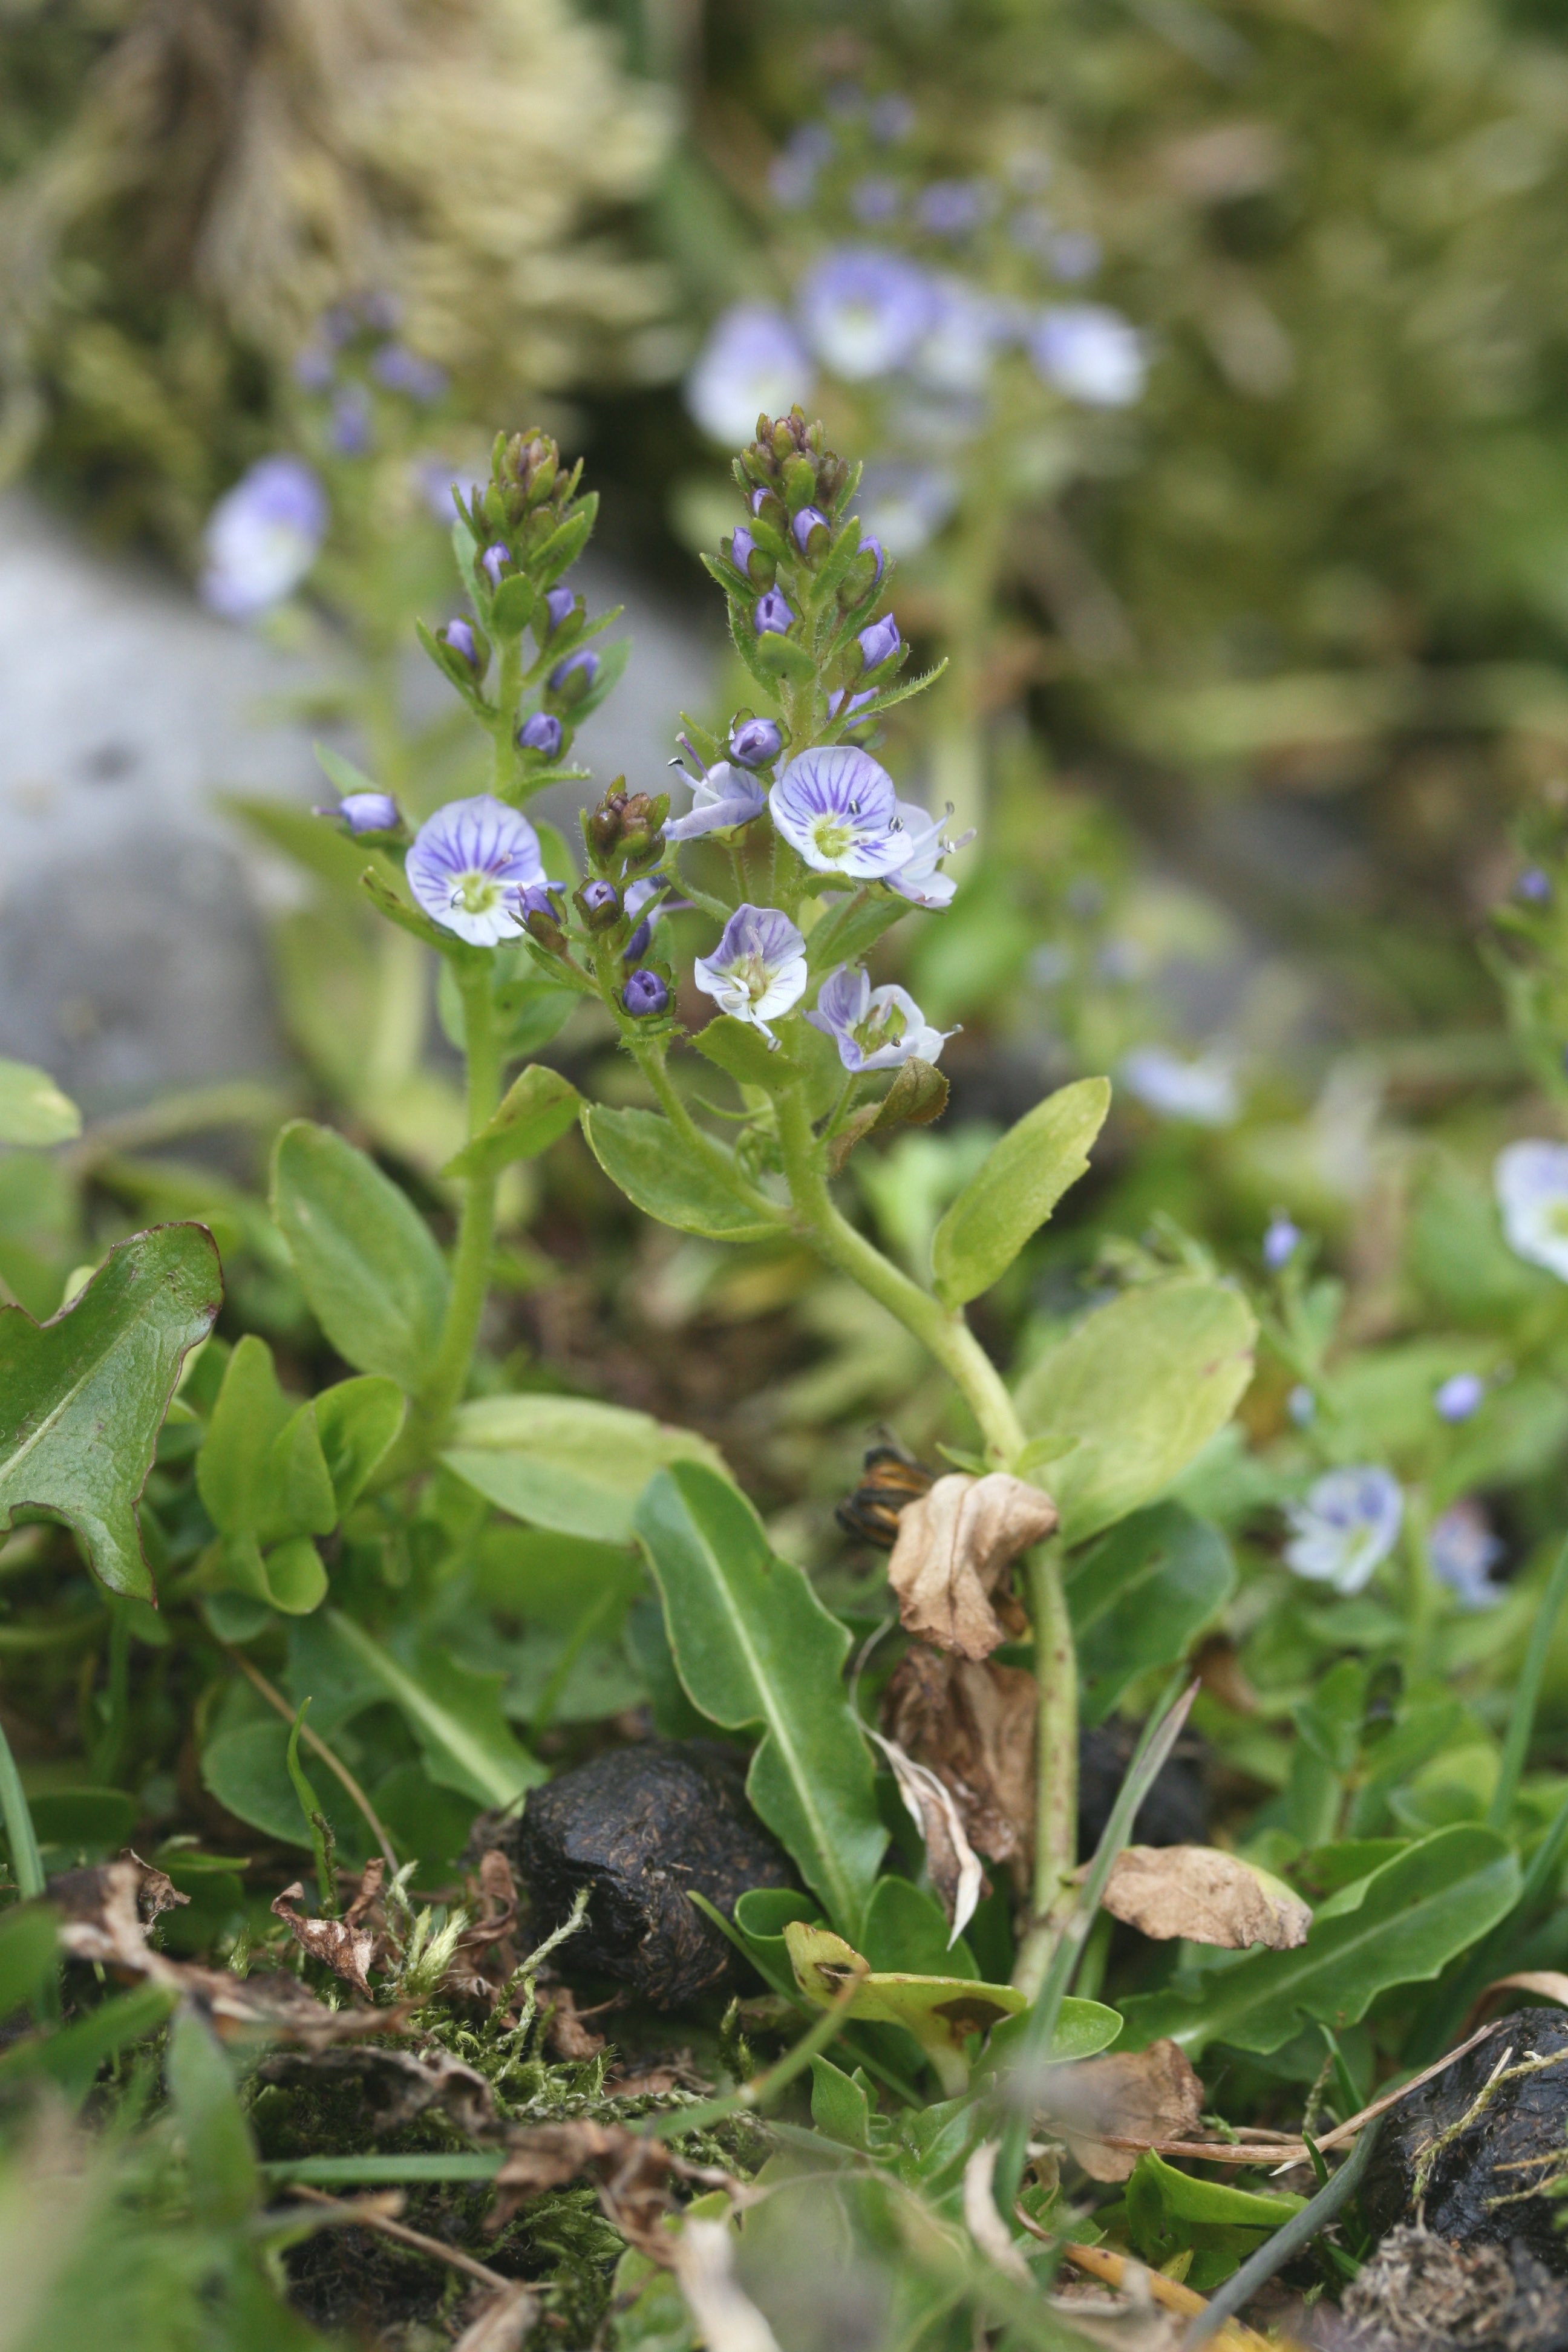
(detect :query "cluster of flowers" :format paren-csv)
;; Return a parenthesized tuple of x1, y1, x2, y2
(686, 87, 1145, 558)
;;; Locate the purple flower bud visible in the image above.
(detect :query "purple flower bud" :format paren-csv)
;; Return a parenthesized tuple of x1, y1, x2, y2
(1435, 1371, 1486, 1423)
(578, 878, 621, 927)
(622, 969, 670, 1019)
(541, 585, 576, 635)
(753, 589, 794, 636)
(1517, 867, 1552, 904)
(549, 647, 599, 696)
(1263, 1215, 1301, 1272)
(827, 688, 877, 725)
(730, 526, 757, 572)
(480, 542, 511, 588)
(857, 613, 901, 670)
(792, 505, 831, 555)
(442, 618, 482, 671)
(750, 488, 769, 515)
(333, 791, 400, 834)
(858, 533, 886, 586)
(370, 342, 448, 403)
(729, 716, 783, 769)
(517, 711, 563, 758)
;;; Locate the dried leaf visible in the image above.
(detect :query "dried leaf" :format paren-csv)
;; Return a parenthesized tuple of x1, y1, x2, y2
(886, 1474, 1059, 1661)
(491, 2121, 671, 2236)
(122, 1850, 191, 1922)
(546, 1985, 606, 2059)
(259, 2044, 497, 2137)
(1463, 1971, 1568, 2036)
(271, 1883, 378, 1997)
(673, 2216, 782, 2352)
(1100, 1846, 1311, 1951)
(962, 2143, 1031, 2281)
(869, 1730, 986, 1942)
(1041, 2039, 1206, 2183)
(452, 2285, 538, 2352)
(883, 1647, 1037, 1881)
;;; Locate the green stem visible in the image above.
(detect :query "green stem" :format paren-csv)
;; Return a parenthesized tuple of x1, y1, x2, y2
(0, 1707, 57, 2021)
(491, 641, 522, 795)
(1014, 1538, 1077, 1998)
(1403, 1497, 1439, 1688)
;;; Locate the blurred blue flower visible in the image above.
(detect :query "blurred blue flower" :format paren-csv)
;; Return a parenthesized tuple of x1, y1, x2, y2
(913, 281, 1003, 397)
(328, 387, 373, 456)
(327, 791, 399, 835)
(798, 247, 938, 380)
(1284, 1467, 1403, 1595)
(769, 122, 835, 209)
(200, 456, 328, 620)
(869, 94, 916, 144)
(916, 180, 990, 238)
(1119, 1047, 1239, 1126)
(1495, 1140, 1568, 1282)
(889, 800, 975, 910)
(294, 344, 335, 392)
(1050, 230, 1102, 283)
(406, 795, 550, 947)
(1287, 1385, 1316, 1427)
(693, 903, 808, 1044)
(665, 760, 766, 842)
(1516, 867, 1552, 904)
(370, 343, 447, 402)
(857, 461, 957, 558)
(1263, 1214, 1301, 1271)
(808, 964, 952, 1072)
(771, 745, 910, 879)
(1429, 1498, 1505, 1610)
(687, 305, 812, 445)
(852, 175, 903, 226)
(1434, 1371, 1486, 1423)
(1031, 304, 1146, 407)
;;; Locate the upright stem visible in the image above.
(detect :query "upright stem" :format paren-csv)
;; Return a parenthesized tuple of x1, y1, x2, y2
(492, 641, 522, 795)
(1015, 1538, 1077, 1999)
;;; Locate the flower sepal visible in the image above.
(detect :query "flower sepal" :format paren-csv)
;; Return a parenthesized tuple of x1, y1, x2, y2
(487, 569, 538, 638)
(416, 618, 494, 713)
(827, 1058, 951, 1175)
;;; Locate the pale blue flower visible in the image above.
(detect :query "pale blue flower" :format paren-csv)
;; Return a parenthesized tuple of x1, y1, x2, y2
(406, 794, 550, 947)
(370, 343, 447, 402)
(1435, 1371, 1486, 1423)
(1496, 1140, 1568, 1282)
(770, 123, 834, 209)
(1031, 305, 1146, 407)
(914, 281, 1003, 397)
(1050, 229, 1102, 283)
(1119, 1047, 1239, 1126)
(1517, 867, 1552, 904)
(808, 964, 952, 1072)
(852, 176, 903, 226)
(665, 760, 766, 842)
(687, 305, 812, 445)
(770, 746, 911, 880)
(916, 180, 990, 238)
(798, 247, 938, 381)
(329, 792, 399, 834)
(200, 456, 328, 619)
(693, 904, 808, 1044)
(1263, 1215, 1301, 1272)
(1429, 1499, 1504, 1610)
(889, 800, 975, 910)
(869, 95, 915, 145)
(1287, 1385, 1316, 1427)
(1284, 1468, 1403, 1596)
(857, 462, 957, 557)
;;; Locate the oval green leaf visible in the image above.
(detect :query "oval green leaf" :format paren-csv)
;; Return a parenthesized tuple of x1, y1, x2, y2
(580, 1104, 783, 1243)
(931, 1076, 1109, 1305)
(0, 1059, 81, 1148)
(271, 1121, 450, 1391)
(442, 1065, 581, 1180)
(443, 1393, 728, 1544)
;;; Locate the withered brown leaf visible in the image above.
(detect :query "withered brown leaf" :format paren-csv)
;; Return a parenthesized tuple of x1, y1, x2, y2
(1041, 2039, 1206, 2183)
(1100, 1846, 1312, 1951)
(272, 1879, 380, 1997)
(883, 1647, 1037, 1883)
(546, 1984, 607, 2060)
(886, 1474, 1058, 1661)
(869, 1730, 986, 1939)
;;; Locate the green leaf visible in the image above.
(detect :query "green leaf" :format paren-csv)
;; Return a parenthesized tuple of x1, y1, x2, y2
(255, 1535, 328, 1615)
(0, 1904, 59, 2020)
(753, 632, 818, 684)
(359, 863, 469, 956)
(785, 1919, 1024, 2091)
(27, 1789, 137, 1849)
(323, 1610, 544, 1806)
(863, 1875, 978, 1979)
(580, 1105, 783, 1243)
(691, 1015, 798, 1093)
(1068, 1504, 1236, 1726)
(981, 1996, 1124, 2074)
(932, 1077, 1109, 1304)
(197, 1335, 336, 1547)
(444, 1393, 728, 1544)
(166, 2006, 261, 2226)
(0, 1982, 176, 2108)
(442, 1066, 581, 1179)
(272, 1122, 449, 1390)
(634, 1463, 887, 1937)
(1013, 1279, 1258, 1546)
(810, 2054, 880, 2152)
(489, 570, 536, 634)
(313, 742, 384, 806)
(312, 1375, 404, 1512)
(1116, 1825, 1520, 2059)
(201, 1720, 314, 1846)
(1125, 2151, 1304, 2257)
(0, 1223, 222, 1599)
(0, 1058, 81, 1147)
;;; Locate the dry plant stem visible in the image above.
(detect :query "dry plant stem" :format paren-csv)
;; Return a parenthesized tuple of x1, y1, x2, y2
(1014, 2224, 1279, 2352)
(285, 2183, 515, 2292)
(222, 1644, 399, 1872)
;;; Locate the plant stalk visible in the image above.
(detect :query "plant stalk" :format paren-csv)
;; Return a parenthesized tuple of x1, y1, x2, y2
(1014, 1537, 1077, 1998)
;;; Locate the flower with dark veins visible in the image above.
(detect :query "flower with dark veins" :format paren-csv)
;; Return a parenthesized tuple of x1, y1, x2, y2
(693, 904, 808, 1044)
(665, 760, 766, 843)
(407, 795, 552, 947)
(771, 745, 912, 880)
(808, 964, 952, 1072)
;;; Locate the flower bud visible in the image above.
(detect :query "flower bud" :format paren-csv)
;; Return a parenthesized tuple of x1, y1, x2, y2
(538, 584, 576, 637)
(859, 533, 886, 588)
(549, 647, 599, 699)
(440, 618, 487, 676)
(728, 526, 774, 587)
(498, 429, 560, 511)
(782, 455, 818, 509)
(618, 791, 667, 869)
(517, 711, 563, 759)
(729, 716, 783, 769)
(587, 787, 629, 855)
(857, 613, 901, 672)
(792, 505, 831, 558)
(515, 883, 567, 953)
(575, 877, 622, 931)
(753, 588, 794, 636)
(622, 969, 670, 1018)
(331, 791, 400, 835)
(480, 542, 512, 589)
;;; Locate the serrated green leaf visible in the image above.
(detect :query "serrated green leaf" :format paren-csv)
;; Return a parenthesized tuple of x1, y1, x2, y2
(271, 1122, 449, 1390)
(691, 1016, 798, 1092)
(0, 1059, 80, 1147)
(580, 1105, 783, 1242)
(932, 1077, 1109, 1304)
(1068, 1503, 1236, 1725)
(0, 1224, 221, 1599)
(1014, 1279, 1258, 1546)
(635, 1463, 887, 1937)
(442, 1066, 581, 1179)
(1115, 1824, 1519, 2058)
(443, 1391, 727, 1544)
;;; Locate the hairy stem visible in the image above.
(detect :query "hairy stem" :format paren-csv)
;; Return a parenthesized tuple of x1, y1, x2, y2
(1014, 1537, 1077, 1999)
(491, 639, 522, 795)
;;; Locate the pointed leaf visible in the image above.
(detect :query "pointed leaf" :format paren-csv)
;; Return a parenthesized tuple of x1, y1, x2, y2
(635, 1464, 887, 1937)
(932, 1077, 1109, 1305)
(324, 1610, 543, 1805)
(442, 1066, 581, 1179)
(1014, 1279, 1257, 1545)
(692, 1016, 799, 1093)
(0, 1059, 80, 1147)
(272, 1122, 449, 1390)
(444, 1392, 727, 1544)
(0, 1224, 222, 1599)
(581, 1105, 783, 1243)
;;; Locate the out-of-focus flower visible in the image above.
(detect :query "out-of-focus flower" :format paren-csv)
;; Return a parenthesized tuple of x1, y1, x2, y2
(1429, 1499, 1505, 1610)
(1496, 1140, 1568, 1282)
(622, 969, 670, 1018)
(693, 903, 808, 1044)
(1516, 867, 1552, 904)
(687, 305, 812, 444)
(1435, 1371, 1486, 1423)
(1031, 304, 1146, 407)
(857, 462, 957, 558)
(808, 963, 952, 1071)
(1263, 1215, 1301, 1272)
(916, 180, 990, 238)
(798, 247, 938, 380)
(869, 94, 916, 144)
(517, 711, 563, 759)
(771, 746, 910, 879)
(294, 345, 335, 392)
(200, 456, 328, 619)
(889, 800, 975, 910)
(1284, 1468, 1403, 1595)
(852, 175, 903, 226)
(770, 122, 835, 209)
(665, 760, 766, 843)
(328, 387, 373, 455)
(406, 795, 549, 947)
(753, 588, 794, 636)
(370, 342, 448, 402)
(827, 687, 878, 727)
(914, 281, 1002, 397)
(622, 876, 670, 962)
(325, 791, 399, 835)
(1287, 1385, 1316, 1427)
(728, 717, 783, 769)
(414, 460, 484, 524)
(1119, 1047, 1239, 1126)
(1050, 230, 1102, 282)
